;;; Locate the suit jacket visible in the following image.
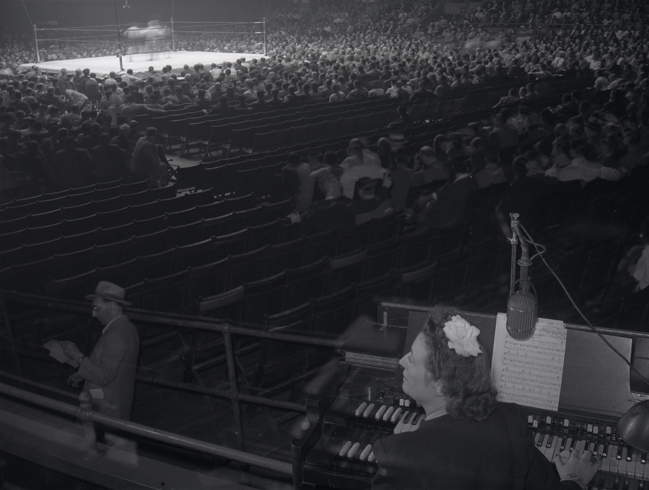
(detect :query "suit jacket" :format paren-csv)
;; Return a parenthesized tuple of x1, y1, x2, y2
(79, 315, 140, 420)
(372, 403, 580, 490)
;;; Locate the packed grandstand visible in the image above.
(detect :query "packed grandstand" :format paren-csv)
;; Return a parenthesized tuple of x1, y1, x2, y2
(1, 0, 648, 326)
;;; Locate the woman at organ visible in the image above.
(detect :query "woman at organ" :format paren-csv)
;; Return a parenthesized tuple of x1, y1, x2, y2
(372, 305, 601, 490)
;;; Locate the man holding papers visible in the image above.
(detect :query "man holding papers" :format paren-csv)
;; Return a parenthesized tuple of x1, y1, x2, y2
(62, 281, 140, 428)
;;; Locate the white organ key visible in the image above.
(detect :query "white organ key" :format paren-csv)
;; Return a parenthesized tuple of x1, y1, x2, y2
(597, 443, 606, 456)
(390, 407, 402, 423)
(363, 403, 375, 418)
(574, 439, 586, 453)
(359, 444, 372, 461)
(617, 447, 629, 478)
(383, 406, 395, 422)
(375, 405, 387, 421)
(355, 402, 368, 417)
(394, 411, 410, 434)
(627, 448, 640, 479)
(608, 447, 620, 475)
(367, 451, 375, 463)
(347, 442, 361, 459)
(339, 440, 352, 457)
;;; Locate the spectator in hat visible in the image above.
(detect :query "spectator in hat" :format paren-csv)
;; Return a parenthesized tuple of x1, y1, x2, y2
(62, 281, 140, 448)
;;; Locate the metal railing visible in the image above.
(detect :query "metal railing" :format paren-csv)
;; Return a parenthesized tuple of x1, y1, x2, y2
(0, 291, 350, 486)
(0, 381, 292, 475)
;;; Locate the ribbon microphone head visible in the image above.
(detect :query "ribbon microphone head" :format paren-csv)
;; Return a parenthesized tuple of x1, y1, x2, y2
(506, 213, 538, 341)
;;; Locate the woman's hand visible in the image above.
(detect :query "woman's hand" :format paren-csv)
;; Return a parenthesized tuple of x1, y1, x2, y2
(554, 449, 601, 489)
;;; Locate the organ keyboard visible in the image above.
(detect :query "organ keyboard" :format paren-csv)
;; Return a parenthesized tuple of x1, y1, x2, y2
(291, 304, 649, 489)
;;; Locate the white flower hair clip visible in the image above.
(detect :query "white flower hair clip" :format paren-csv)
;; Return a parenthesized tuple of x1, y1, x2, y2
(443, 315, 482, 357)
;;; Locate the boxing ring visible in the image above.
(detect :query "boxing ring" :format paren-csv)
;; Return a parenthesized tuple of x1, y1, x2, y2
(18, 17, 266, 78)
(19, 51, 259, 78)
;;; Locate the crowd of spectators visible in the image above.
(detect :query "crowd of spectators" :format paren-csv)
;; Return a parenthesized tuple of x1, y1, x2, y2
(1, 0, 648, 293)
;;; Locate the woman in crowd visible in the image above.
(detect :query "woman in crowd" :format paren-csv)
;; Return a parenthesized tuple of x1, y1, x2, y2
(372, 304, 601, 489)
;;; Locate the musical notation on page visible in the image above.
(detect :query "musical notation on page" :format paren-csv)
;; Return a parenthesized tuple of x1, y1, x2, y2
(491, 313, 567, 411)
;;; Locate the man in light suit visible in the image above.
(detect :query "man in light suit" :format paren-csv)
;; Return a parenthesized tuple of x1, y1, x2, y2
(63, 281, 140, 449)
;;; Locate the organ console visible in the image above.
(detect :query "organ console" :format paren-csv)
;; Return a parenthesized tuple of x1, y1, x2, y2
(291, 302, 649, 489)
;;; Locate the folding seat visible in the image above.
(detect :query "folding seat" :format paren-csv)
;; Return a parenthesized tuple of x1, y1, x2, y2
(22, 236, 66, 262)
(2, 228, 29, 251)
(0, 214, 30, 234)
(233, 205, 266, 228)
(186, 256, 229, 300)
(197, 284, 245, 322)
(28, 208, 64, 229)
(93, 237, 136, 267)
(247, 219, 286, 249)
(202, 123, 231, 159)
(92, 195, 125, 214)
(235, 166, 261, 196)
(180, 118, 211, 157)
(355, 273, 399, 317)
(65, 190, 96, 207)
(166, 206, 200, 227)
(133, 214, 168, 235)
(122, 189, 155, 207)
(265, 236, 305, 275)
(303, 228, 339, 263)
(364, 238, 398, 281)
(96, 221, 136, 245)
(311, 286, 358, 338)
(128, 200, 164, 221)
(396, 226, 434, 271)
(226, 245, 268, 289)
(131, 227, 171, 256)
(45, 268, 98, 301)
(1, 256, 54, 294)
(25, 221, 63, 247)
(182, 187, 214, 208)
(325, 249, 368, 295)
(222, 192, 257, 214)
(252, 130, 276, 153)
(201, 211, 238, 238)
(60, 229, 99, 254)
(227, 127, 255, 157)
(242, 271, 288, 328)
(120, 177, 149, 195)
(168, 220, 204, 247)
(132, 268, 190, 313)
(397, 261, 437, 302)
(92, 183, 123, 201)
(163, 117, 189, 153)
(431, 251, 471, 303)
(146, 184, 177, 201)
(95, 258, 139, 289)
(196, 199, 227, 220)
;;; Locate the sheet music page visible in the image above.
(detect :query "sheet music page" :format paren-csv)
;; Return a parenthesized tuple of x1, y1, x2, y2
(491, 313, 567, 411)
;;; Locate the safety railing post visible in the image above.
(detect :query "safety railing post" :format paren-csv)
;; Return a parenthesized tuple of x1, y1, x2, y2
(78, 391, 103, 461)
(223, 330, 245, 450)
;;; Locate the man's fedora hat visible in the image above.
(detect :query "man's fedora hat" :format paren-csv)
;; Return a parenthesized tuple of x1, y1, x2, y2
(85, 281, 132, 306)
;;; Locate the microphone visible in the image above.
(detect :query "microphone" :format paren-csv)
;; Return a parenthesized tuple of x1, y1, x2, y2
(506, 213, 538, 341)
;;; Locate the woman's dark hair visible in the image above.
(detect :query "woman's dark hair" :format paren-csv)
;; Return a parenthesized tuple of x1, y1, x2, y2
(420, 304, 497, 421)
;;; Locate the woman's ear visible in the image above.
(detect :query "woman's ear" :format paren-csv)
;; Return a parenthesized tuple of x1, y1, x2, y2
(432, 380, 444, 395)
